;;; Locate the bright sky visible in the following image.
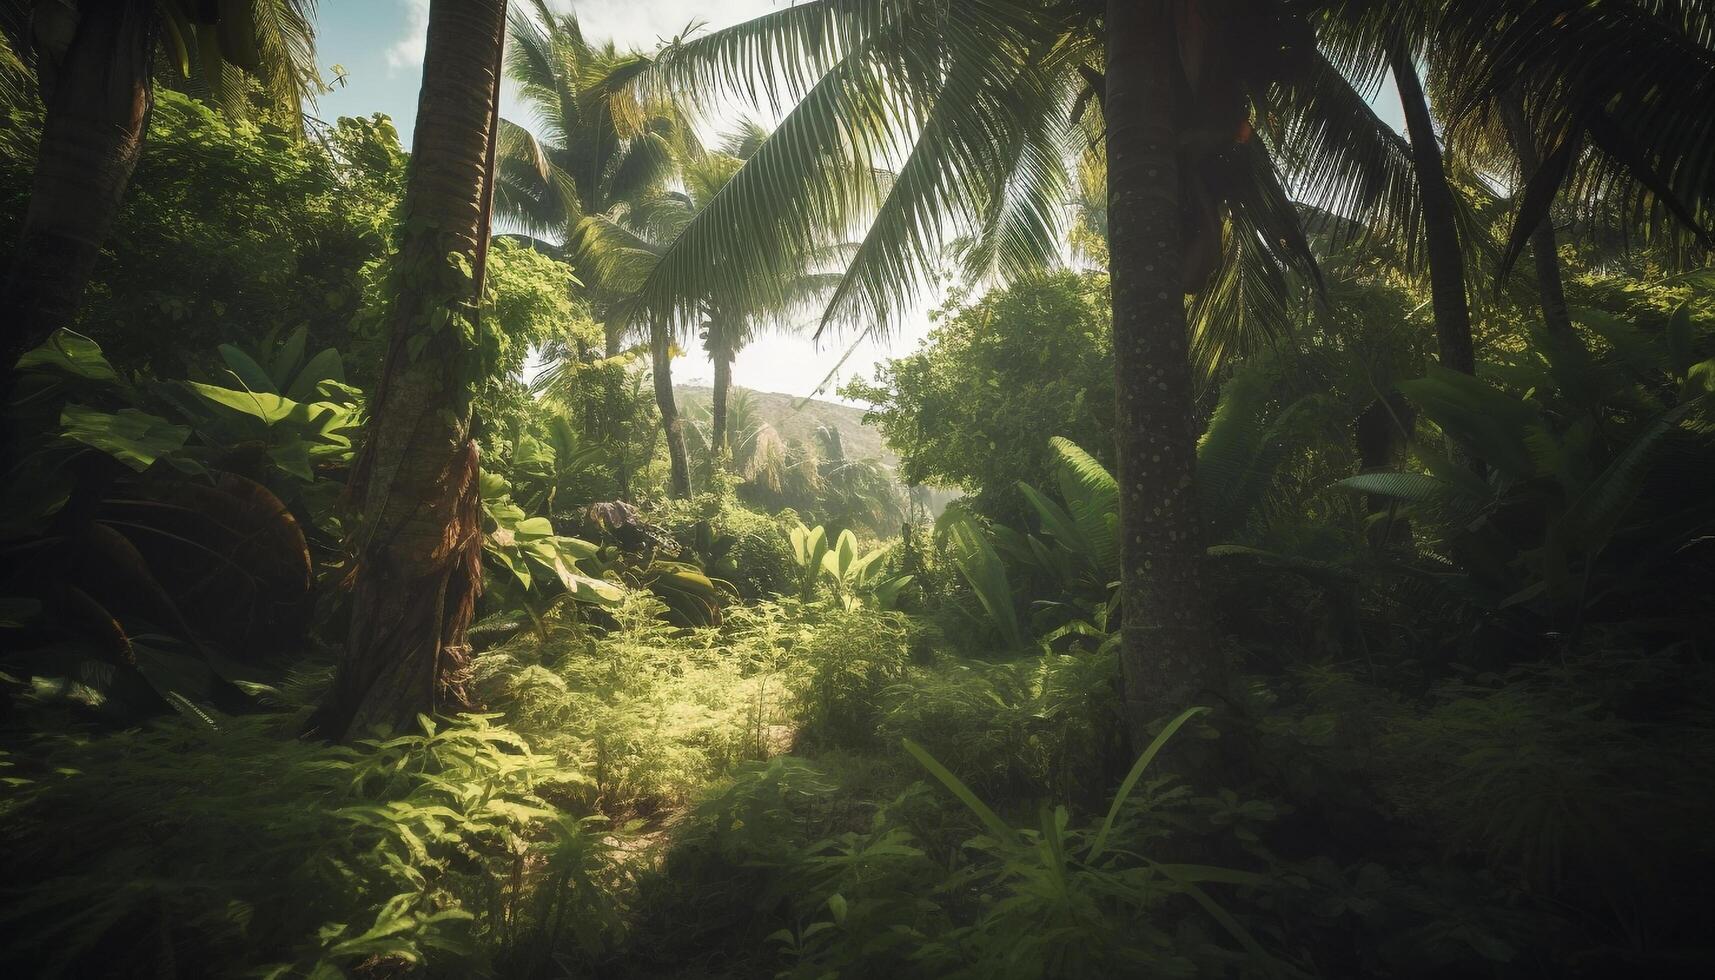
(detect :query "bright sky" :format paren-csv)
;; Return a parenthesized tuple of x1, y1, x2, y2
(310, 1, 1406, 403)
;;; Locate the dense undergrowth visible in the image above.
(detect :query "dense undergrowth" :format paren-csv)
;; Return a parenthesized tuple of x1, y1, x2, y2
(9, 560, 1713, 978)
(5, 3, 1715, 977)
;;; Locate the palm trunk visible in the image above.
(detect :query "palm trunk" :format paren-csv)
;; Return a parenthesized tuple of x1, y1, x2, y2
(710, 337, 733, 466)
(313, 0, 508, 741)
(3, 1, 155, 372)
(1498, 89, 1574, 338)
(651, 319, 691, 498)
(1105, 0, 1215, 751)
(1392, 45, 1476, 375)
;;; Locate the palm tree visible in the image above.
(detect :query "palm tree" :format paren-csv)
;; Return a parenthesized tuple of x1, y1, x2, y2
(686, 386, 766, 480)
(622, 0, 1413, 748)
(1389, 44, 1477, 375)
(577, 185, 706, 498)
(1318, 0, 1715, 366)
(579, 139, 848, 499)
(493, 0, 695, 355)
(1440, 0, 1715, 261)
(1, 0, 317, 375)
(813, 424, 906, 534)
(313, 0, 508, 741)
(1493, 87, 1573, 338)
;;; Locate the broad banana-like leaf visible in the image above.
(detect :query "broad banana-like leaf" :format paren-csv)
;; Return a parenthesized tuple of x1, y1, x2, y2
(869, 574, 913, 610)
(270, 326, 308, 389)
(941, 513, 1023, 648)
(790, 523, 830, 600)
(286, 348, 346, 403)
(643, 561, 727, 627)
(833, 529, 859, 578)
(526, 538, 625, 606)
(60, 405, 189, 472)
(1561, 400, 1697, 555)
(847, 546, 889, 588)
(183, 381, 334, 428)
(18, 330, 118, 382)
(218, 343, 277, 394)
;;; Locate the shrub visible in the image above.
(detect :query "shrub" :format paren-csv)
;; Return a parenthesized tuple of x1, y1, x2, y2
(0, 713, 622, 978)
(877, 651, 1123, 805)
(654, 491, 800, 600)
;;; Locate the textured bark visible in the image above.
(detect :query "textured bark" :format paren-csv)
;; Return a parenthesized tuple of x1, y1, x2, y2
(1105, 0, 1215, 752)
(314, 0, 508, 741)
(1392, 46, 1475, 376)
(710, 325, 734, 465)
(3, 1, 155, 372)
(1498, 89, 1574, 338)
(652, 320, 692, 498)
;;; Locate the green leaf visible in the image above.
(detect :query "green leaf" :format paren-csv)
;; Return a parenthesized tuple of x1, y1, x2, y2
(286, 348, 347, 403)
(513, 517, 556, 541)
(184, 381, 311, 426)
(267, 438, 315, 481)
(1089, 705, 1209, 862)
(16, 330, 118, 382)
(1336, 472, 1449, 502)
(939, 513, 1022, 647)
(902, 737, 1018, 847)
(218, 343, 278, 394)
(60, 405, 190, 471)
(270, 327, 308, 390)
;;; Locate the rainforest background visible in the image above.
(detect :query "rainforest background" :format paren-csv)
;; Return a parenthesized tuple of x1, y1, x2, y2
(2, 1, 1714, 978)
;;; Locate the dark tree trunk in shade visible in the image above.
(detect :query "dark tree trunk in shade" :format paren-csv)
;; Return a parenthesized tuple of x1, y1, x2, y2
(1355, 392, 1417, 548)
(1391, 46, 1476, 376)
(3, 1, 155, 373)
(652, 319, 692, 498)
(313, 0, 508, 741)
(1105, 0, 1217, 752)
(1498, 89, 1575, 339)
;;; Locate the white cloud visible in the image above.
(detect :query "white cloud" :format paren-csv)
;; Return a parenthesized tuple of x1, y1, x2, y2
(384, 0, 430, 76)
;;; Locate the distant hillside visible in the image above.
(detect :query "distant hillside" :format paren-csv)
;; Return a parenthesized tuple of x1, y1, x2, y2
(675, 385, 894, 465)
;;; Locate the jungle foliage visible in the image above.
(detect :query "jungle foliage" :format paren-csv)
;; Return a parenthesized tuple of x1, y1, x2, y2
(3, 1, 1715, 978)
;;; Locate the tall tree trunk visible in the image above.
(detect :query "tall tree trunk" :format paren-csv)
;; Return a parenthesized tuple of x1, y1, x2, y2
(710, 330, 733, 466)
(1498, 88, 1575, 338)
(1355, 392, 1416, 548)
(3, 2, 155, 373)
(651, 319, 691, 498)
(1105, 0, 1215, 752)
(1392, 46, 1475, 376)
(313, 0, 508, 741)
